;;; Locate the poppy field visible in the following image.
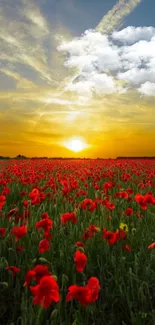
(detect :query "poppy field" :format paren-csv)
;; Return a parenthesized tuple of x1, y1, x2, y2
(0, 158, 155, 325)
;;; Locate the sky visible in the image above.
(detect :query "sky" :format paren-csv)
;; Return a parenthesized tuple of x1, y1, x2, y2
(0, 0, 155, 158)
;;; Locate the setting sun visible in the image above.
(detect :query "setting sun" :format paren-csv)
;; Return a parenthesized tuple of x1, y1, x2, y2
(64, 137, 88, 152)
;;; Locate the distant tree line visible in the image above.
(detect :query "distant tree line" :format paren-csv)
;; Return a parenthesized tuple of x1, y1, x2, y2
(116, 157, 155, 159)
(0, 155, 92, 160)
(0, 155, 155, 160)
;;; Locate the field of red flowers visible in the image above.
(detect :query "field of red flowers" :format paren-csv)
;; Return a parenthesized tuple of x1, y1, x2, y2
(0, 158, 155, 325)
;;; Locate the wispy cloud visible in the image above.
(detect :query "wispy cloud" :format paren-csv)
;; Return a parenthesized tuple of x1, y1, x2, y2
(0, 68, 37, 88)
(95, 0, 142, 34)
(0, 0, 54, 85)
(21, 0, 49, 35)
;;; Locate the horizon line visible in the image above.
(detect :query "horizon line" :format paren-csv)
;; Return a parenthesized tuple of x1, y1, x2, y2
(0, 155, 155, 160)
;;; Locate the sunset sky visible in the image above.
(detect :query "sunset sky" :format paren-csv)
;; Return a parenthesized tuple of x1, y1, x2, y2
(0, 0, 155, 158)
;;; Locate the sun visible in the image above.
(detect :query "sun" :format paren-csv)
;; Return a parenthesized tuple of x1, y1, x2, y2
(64, 137, 87, 152)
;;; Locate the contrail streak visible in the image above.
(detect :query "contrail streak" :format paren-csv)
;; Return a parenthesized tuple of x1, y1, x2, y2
(95, 0, 142, 34)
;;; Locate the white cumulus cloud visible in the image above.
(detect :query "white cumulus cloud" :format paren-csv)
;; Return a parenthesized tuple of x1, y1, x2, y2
(138, 82, 155, 97)
(58, 26, 155, 98)
(112, 26, 155, 44)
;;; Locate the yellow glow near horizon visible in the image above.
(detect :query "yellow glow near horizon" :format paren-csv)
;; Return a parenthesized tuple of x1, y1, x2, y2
(64, 137, 88, 152)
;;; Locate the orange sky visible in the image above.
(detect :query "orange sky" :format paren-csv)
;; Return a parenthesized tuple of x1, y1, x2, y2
(0, 0, 155, 157)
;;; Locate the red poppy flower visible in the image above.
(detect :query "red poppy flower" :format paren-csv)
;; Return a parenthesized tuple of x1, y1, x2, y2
(103, 182, 113, 192)
(80, 199, 93, 210)
(38, 239, 50, 253)
(66, 285, 89, 306)
(87, 277, 100, 302)
(117, 229, 127, 240)
(23, 200, 28, 208)
(20, 191, 26, 196)
(29, 188, 40, 205)
(0, 228, 6, 237)
(33, 265, 51, 282)
(148, 242, 155, 249)
(60, 212, 77, 224)
(24, 270, 36, 286)
(0, 195, 6, 209)
(24, 264, 51, 286)
(119, 191, 128, 199)
(44, 231, 52, 240)
(144, 193, 155, 205)
(12, 225, 27, 241)
(82, 225, 99, 241)
(135, 194, 147, 210)
(74, 250, 87, 272)
(2, 187, 10, 196)
(35, 218, 53, 232)
(75, 241, 84, 248)
(103, 229, 119, 245)
(30, 275, 60, 308)
(125, 208, 133, 216)
(42, 212, 49, 219)
(5, 266, 21, 276)
(29, 188, 39, 197)
(82, 229, 92, 241)
(88, 225, 98, 234)
(66, 277, 100, 306)
(105, 201, 115, 210)
(123, 244, 131, 252)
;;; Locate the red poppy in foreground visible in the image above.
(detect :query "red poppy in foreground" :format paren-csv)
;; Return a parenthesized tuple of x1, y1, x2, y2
(12, 225, 27, 241)
(60, 212, 77, 224)
(30, 275, 60, 308)
(38, 239, 50, 253)
(103, 229, 119, 245)
(24, 264, 51, 286)
(66, 277, 100, 306)
(35, 218, 53, 232)
(74, 250, 87, 272)
(82, 225, 99, 241)
(103, 228, 127, 246)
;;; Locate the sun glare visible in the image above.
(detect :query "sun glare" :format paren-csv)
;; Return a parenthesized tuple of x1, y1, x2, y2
(64, 137, 87, 152)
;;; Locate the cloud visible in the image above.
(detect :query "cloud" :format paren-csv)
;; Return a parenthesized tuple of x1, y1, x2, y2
(43, 98, 76, 105)
(65, 71, 126, 97)
(0, 1, 54, 85)
(138, 82, 155, 97)
(117, 68, 155, 86)
(112, 26, 155, 44)
(95, 0, 142, 34)
(58, 26, 155, 98)
(0, 68, 37, 88)
(0, 68, 20, 81)
(21, 0, 49, 35)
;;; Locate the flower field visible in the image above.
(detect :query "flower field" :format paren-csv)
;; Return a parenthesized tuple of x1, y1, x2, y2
(0, 158, 155, 325)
